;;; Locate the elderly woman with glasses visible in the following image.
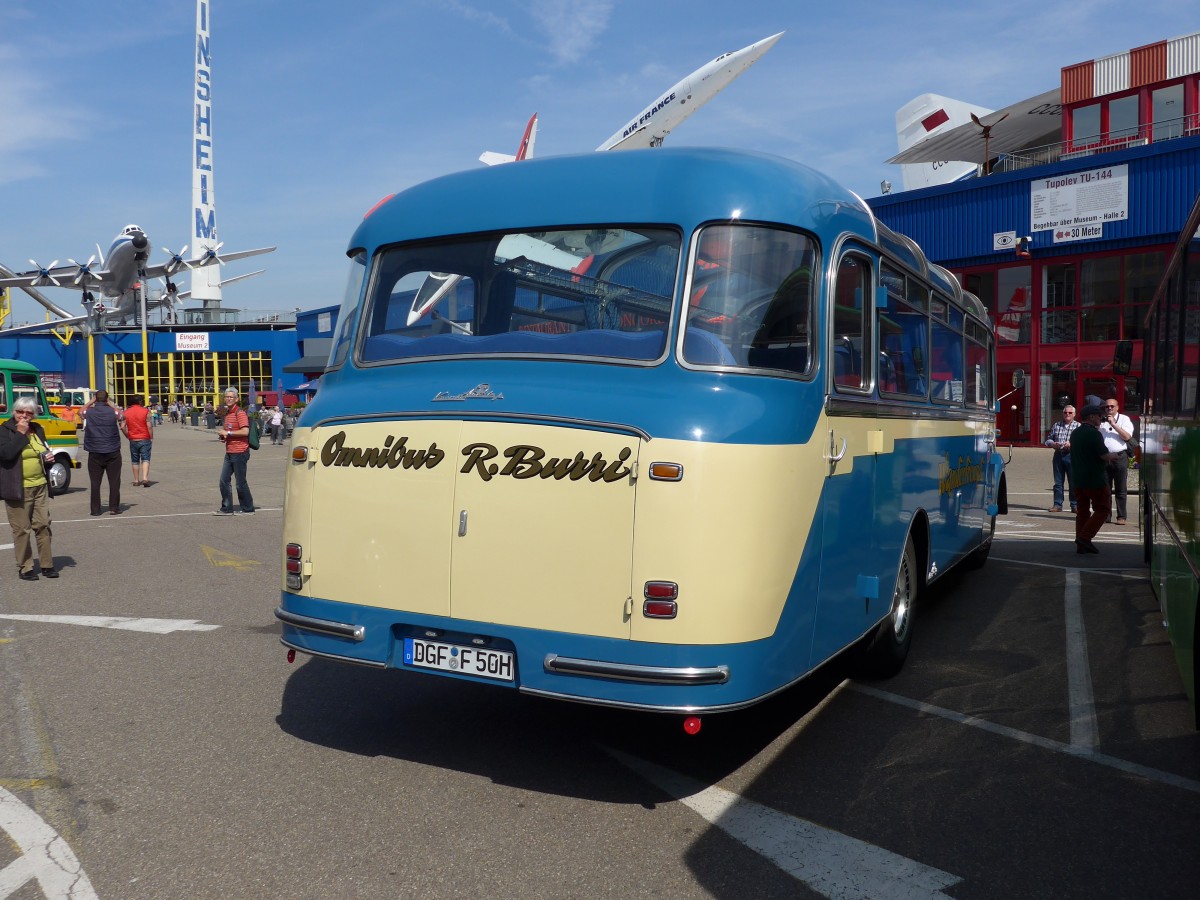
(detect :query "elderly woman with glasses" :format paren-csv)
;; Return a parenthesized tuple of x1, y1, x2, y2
(0, 397, 58, 580)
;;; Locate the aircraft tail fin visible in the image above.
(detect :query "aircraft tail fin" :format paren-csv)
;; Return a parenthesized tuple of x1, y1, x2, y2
(481, 113, 538, 166)
(894, 94, 991, 191)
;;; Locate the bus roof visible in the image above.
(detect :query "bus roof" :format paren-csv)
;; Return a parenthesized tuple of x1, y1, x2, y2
(350, 148, 877, 255)
(0, 359, 40, 374)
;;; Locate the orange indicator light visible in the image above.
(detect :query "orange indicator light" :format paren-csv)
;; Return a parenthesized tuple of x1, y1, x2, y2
(648, 462, 684, 481)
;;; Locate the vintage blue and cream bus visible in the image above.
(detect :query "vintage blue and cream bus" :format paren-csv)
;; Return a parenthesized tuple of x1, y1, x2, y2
(276, 148, 1006, 726)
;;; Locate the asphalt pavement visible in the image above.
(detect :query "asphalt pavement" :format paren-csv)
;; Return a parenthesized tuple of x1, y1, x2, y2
(0, 428, 1195, 900)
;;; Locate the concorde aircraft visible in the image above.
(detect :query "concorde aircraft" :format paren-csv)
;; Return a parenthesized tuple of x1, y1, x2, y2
(0, 224, 274, 326)
(477, 32, 783, 166)
(412, 32, 786, 328)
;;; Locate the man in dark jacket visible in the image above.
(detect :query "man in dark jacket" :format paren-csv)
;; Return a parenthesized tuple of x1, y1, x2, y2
(1069, 404, 1117, 554)
(83, 390, 124, 516)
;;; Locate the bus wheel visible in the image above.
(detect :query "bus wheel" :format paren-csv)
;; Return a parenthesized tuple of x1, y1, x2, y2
(47, 456, 71, 495)
(857, 537, 917, 679)
(966, 515, 995, 569)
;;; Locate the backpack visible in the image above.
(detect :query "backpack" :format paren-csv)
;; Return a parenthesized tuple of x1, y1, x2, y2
(247, 415, 260, 450)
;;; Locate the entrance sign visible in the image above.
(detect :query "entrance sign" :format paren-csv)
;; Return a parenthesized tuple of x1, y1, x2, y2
(176, 332, 210, 352)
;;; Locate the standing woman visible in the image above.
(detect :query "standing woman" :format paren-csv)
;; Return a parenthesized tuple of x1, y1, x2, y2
(0, 396, 58, 580)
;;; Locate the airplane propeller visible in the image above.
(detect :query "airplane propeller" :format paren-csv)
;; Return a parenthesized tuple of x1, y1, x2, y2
(68, 255, 99, 286)
(28, 259, 61, 287)
(162, 246, 192, 275)
(196, 242, 225, 266)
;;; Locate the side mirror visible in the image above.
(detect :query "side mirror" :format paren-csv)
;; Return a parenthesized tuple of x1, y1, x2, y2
(1113, 340, 1133, 375)
(1012, 368, 1026, 389)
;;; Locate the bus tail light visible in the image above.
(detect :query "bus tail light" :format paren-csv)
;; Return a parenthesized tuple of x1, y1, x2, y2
(643, 582, 678, 618)
(285, 543, 303, 590)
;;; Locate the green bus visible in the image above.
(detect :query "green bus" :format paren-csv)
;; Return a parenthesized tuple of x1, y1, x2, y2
(1140, 189, 1200, 728)
(0, 358, 81, 493)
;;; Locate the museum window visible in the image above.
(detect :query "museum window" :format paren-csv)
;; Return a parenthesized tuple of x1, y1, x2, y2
(995, 265, 1032, 345)
(1107, 93, 1140, 142)
(1072, 103, 1101, 146)
(105, 351, 273, 410)
(1080, 257, 1120, 341)
(1042, 263, 1077, 344)
(1124, 251, 1164, 341)
(1151, 83, 1185, 141)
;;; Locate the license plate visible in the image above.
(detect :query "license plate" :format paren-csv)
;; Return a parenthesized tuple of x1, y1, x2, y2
(403, 638, 515, 682)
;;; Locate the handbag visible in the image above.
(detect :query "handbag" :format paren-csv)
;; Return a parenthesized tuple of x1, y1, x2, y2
(247, 415, 260, 451)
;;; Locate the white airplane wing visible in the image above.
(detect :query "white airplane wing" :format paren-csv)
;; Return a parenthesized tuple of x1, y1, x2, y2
(0, 245, 275, 290)
(0, 262, 109, 291)
(0, 315, 90, 337)
(479, 151, 516, 166)
(480, 113, 538, 166)
(163, 268, 266, 302)
(142, 245, 275, 282)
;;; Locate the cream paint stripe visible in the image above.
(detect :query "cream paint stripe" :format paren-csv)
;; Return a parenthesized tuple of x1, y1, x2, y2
(1064, 570, 1099, 749)
(0, 786, 98, 899)
(607, 749, 961, 898)
(850, 684, 1200, 795)
(0, 614, 219, 634)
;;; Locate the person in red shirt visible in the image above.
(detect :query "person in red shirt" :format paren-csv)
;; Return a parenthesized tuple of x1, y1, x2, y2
(214, 387, 255, 516)
(122, 395, 154, 486)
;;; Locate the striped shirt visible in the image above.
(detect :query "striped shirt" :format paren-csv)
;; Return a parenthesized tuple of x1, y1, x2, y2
(1044, 418, 1079, 451)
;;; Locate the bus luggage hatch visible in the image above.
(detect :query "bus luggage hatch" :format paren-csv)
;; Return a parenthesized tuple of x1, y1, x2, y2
(449, 421, 639, 640)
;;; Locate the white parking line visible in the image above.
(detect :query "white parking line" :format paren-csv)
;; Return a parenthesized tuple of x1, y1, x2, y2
(0, 785, 98, 899)
(607, 748, 962, 898)
(0, 614, 219, 634)
(1064, 570, 1099, 749)
(850, 684, 1200, 795)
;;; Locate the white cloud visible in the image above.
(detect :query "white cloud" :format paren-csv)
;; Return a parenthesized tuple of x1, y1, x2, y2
(437, 0, 516, 37)
(526, 0, 615, 65)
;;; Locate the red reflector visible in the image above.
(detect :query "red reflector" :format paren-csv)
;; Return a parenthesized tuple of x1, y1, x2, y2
(643, 599, 678, 619)
(286, 559, 302, 574)
(644, 581, 678, 600)
(286, 544, 302, 559)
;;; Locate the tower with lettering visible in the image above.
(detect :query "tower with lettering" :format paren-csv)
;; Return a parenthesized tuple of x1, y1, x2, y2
(191, 0, 221, 308)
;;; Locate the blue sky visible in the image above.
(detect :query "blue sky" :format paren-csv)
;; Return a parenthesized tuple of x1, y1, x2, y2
(0, 1, 1195, 325)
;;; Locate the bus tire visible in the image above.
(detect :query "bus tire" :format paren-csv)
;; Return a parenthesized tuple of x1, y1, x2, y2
(966, 515, 995, 569)
(857, 537, 917, 679)
(47, 456, 71, 496)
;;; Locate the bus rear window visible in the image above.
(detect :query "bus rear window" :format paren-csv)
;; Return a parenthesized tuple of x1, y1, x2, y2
(359, 227, 680, 363)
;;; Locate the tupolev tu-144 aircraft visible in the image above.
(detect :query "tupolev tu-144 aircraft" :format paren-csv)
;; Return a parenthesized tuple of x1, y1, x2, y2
(0, 224, 274, 329)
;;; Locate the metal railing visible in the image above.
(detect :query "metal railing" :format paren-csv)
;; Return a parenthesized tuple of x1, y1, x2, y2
(991, 112, 1199, 175)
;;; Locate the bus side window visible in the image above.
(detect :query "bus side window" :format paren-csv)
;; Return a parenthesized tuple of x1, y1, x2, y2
(0, 374, 6, 413)
(878, 265, 929, 399)
(930, 320, 964, 403)
(832, 253, 872, 391)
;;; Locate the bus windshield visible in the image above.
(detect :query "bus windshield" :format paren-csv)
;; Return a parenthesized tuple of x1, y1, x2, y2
(359, 226, 680, 363)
